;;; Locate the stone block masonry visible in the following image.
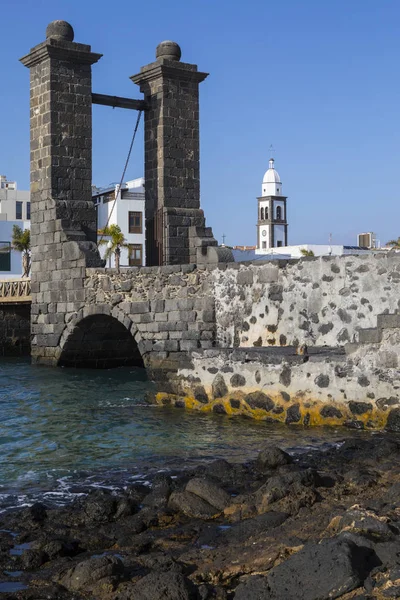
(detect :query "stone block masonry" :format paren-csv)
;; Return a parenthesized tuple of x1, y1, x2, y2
(0, 304, 31, 356)
(131, 41, 221, 266)
(20, 21, 105, 365)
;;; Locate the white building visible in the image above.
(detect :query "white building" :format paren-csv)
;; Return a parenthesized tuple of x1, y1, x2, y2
(92, 177, 146, 267)
(0, 175, 31, 278)
(0, 175, 30, 221)
(255, 158, 288, 254)
(257, 244, 371, 258)
(357, 232, 376, 249)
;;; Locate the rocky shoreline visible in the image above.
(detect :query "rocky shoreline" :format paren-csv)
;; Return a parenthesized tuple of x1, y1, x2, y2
(1, 435, 400, 599)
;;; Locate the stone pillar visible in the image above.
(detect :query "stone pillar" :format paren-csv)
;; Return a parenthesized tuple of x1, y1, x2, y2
(20, 20, 104, 365)
(131, 41, 219, 265)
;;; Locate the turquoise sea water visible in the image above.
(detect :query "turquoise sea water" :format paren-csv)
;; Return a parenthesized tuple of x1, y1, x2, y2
(0, 358, 370, 511)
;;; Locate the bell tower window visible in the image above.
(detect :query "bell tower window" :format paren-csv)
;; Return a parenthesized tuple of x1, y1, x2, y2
(260, 207, 264, 220)
(277, 206, 282, 220)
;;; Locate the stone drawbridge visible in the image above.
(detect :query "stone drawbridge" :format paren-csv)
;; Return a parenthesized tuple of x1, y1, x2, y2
(13, 20, 400, 429)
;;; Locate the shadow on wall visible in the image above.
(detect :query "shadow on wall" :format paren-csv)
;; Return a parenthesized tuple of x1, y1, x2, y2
(58, 314, 144, 369)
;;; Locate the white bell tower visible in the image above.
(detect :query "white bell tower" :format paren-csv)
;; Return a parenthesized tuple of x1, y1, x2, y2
(256, 156, 288, 254)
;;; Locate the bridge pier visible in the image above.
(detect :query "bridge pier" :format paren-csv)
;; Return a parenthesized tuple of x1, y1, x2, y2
(132, 41, 219, 266)
(21, 21, 105, 365)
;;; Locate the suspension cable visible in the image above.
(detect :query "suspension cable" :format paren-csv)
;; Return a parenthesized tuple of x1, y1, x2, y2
(97, 109, 143, 246)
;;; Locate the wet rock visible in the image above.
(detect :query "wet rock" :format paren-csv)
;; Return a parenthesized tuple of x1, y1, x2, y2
(230, 399, 241, 409)
(344, 467, 379, 488)
(222, 511, 289, 544)
(256, 446, 293, 470)
(349, 401, 372, 415)
(58, 554, 123, 592)
(320, 405, 343, 419)
(137, 552, 184, 574)
(21, 502, 47, 526)
(194, 386, 209, 404)
(387, 408, 400, 432)
(228, 468, 320, 519)
(142, 477, 172, 509)
(234, 575, 271, 599)
(201, 459, 233, 483)
(386, 481, 400, 505)
(372, 539, 400, 567)
(335, 505, 394, 541)
(40, 537, 82, 560)
(235, 537, 379, 600)
(213, 403, 227, 415)
(186, 477, 230, 511)
(245, 392, 274, 411)
(114, 495, 138, 519)
(212, 374, 228, 399)
(82, 489, 117, 523)
(129, 571, 197, 600)
(168, 491, 221, 520)
(21, 548, 48, 570)
(286, 404, 301, 424)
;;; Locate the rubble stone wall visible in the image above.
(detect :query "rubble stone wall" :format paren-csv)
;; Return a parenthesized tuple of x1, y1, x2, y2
(0, 303, 31, 356)
(212, 253, 400, 349)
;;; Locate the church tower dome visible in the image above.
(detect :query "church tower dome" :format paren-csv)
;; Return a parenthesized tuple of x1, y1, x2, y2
(262, 158, 282, 196)
(256, 155, 288, 254)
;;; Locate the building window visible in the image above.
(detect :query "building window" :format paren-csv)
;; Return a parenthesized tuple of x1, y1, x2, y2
(260, 207, 264, 220)
(277, 241, 282, 247)
(26, 202, 31, 220)
(16, 201, 23, 220)
(276, 206, 282, 220)
(129, 211, 142, 234)
(129, 244, 143, 266)
(0, 241, 11, 271)
(265, 208, 269, 220)
(262, 241, 267, 249)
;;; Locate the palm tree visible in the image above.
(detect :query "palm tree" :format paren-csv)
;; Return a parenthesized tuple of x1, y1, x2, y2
(300, 248, 315, 257)
(11, 225, 31, 277)
(386, 237, 400, 249)
(98, 224, 129, 271)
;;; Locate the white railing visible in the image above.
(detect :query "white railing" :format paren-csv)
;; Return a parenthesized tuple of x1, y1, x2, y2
(0, 278, 31, 302)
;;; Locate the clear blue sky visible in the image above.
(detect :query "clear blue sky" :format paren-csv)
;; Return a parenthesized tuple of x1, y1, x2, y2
(0, 0, 399, 247)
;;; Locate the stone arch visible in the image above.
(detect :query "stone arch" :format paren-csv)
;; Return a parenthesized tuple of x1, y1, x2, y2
(58, 304, 145, 369)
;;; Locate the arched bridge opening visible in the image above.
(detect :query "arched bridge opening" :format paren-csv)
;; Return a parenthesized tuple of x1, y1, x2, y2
(58, 314, 144, 369)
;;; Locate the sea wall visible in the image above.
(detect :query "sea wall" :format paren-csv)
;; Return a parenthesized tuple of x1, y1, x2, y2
(0, 303, 31, 356)
(154, 326, 400, 430)
(51, 253, 400, 428)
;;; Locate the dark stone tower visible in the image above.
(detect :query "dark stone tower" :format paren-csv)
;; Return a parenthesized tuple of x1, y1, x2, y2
(131, 41, 220, 265)
(20, 20, 104, 365)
